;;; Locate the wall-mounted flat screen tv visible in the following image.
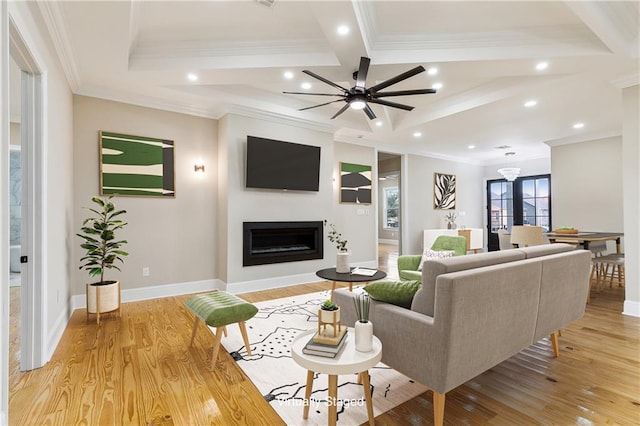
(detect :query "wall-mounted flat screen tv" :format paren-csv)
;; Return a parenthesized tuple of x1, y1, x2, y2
(246, 136, 321, 191)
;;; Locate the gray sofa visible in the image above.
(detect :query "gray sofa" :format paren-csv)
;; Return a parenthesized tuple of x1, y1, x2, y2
(334, 243, 590, 426)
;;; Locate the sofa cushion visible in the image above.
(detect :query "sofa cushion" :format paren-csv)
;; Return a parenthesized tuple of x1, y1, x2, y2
(364, 280, 421, 309)
(418, 248, 455, 271)
(518, 243, 576, 259)
(412, 250, 526, 317)
(399, 269, 422, 281)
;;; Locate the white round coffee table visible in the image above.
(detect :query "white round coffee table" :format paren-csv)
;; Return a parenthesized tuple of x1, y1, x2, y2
(291, 328, 382, 426)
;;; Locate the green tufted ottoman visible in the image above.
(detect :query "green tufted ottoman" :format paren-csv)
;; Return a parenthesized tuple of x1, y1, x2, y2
(185, 290, 258, 369)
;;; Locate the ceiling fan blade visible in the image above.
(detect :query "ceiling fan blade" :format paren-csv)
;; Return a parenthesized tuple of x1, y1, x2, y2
(355, 57, 370, 89)
(368, 65, 426, 93)
(363, 104, 377, 120)
(369, 98, 415, 111)
(331, 104, 350, 119)
(302, 70, 349, 92)
(372, 88, 436, 98)
(283, 91, 344, 96)
(299, 99, 345, 111)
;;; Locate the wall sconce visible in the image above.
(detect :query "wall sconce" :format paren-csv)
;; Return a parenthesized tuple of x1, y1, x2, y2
(194, 164, 205, 173)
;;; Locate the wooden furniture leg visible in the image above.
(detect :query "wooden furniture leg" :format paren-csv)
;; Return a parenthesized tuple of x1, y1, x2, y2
(238, 321, 252, 355)
(96, 285, 101, 325)
(330, 281, 336, 301)
(433, 391, 445, 426)
(210, 327, 224, 369)
(328, 374, 338, 426)
(189, 318, 199, 347)
(361, 370, 374, 425)
(550, 331, 560, 357)
(303, 370, 314, 419)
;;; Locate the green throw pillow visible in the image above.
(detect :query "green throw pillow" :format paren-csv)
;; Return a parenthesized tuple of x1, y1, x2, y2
(363, 280, 421, 309)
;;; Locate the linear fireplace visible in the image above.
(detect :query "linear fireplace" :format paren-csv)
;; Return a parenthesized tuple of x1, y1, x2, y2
(243, 221, 323, 266)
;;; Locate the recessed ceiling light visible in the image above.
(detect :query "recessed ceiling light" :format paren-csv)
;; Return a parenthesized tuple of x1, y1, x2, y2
(427, 67, 438, 76)
(283, 71, 294, 79)
(413, 132, 422, 138)
(468, 145, 476, 149)
(432, 82, 443, 90)
(375, 121, 383, 127)
(187, 73, 198, 82)
(301, 82, 312, 90)
(573, 122, 585, 129)
(536, 61, 549, 71)
(524, 100, 537, 108)
(337, 25, 350, 35)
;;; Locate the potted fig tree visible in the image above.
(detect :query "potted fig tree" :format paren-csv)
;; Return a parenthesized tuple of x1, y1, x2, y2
(77, 195, 128, 323)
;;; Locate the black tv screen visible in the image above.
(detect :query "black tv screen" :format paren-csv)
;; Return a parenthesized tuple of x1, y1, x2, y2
(246, 136, 321, 191)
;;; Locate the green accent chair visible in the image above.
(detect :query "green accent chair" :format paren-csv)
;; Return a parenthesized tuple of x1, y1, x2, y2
(185, 290, 258, 369)
(398, 235, 468, 281)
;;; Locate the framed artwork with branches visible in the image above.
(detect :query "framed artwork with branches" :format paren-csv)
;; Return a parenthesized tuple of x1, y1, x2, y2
(434, 173, 456, 210)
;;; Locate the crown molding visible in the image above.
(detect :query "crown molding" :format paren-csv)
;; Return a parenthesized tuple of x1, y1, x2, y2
(130, 38, 337, 70)
(225, 104, 335, 134)
(544, 130, 622, 147)
(37, 1, 81, 92)
(611, 73, 639, 89)
(77, 85, 223, 120)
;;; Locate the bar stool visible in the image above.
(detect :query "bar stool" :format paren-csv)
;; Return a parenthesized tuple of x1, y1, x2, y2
(590, 254, 625, 296)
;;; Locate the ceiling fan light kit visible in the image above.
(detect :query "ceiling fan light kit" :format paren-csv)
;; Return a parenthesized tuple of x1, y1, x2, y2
(284, 56, 437, 120)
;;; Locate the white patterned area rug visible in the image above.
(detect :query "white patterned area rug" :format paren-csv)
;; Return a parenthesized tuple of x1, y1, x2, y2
(219, 290, 428, 425)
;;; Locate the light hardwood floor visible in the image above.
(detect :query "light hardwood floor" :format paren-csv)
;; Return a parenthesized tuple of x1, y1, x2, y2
(8, 259, 640, 425)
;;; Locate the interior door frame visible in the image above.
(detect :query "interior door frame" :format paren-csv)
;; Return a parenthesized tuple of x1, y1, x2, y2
(9, 13, 46, 372)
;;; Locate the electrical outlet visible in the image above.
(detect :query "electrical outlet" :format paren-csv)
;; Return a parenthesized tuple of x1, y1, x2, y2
(143, 267, 150, 277)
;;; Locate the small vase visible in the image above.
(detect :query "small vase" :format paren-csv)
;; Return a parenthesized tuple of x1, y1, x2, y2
(354, 320, 373, 352)
(336, 252, 350, 273)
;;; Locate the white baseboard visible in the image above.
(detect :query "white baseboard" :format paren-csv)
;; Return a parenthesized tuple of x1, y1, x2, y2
(47, 304, 74, 361)
(623, 300, 640, 317)
(1, 410, 6, 426)
(72, 279, 225, 310)
(378, 239, 399, 245)
(226, 272, 320, 294)
(226, 260, 379, 294)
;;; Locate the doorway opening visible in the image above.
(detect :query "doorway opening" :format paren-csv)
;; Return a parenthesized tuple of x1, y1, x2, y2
(377, 152, 401, 278)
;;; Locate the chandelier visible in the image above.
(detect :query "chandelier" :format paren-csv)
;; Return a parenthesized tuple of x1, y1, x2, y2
(498, 167, 520, 181)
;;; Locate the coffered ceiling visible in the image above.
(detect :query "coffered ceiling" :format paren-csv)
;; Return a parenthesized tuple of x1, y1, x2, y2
(38, 1, 639, 164)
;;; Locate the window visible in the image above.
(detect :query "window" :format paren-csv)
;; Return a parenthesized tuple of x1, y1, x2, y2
(486, 174, 551, 251)
(383, 187, 399, 229)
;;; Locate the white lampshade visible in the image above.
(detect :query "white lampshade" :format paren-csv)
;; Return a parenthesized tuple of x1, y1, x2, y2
(498, 167, 520, 181)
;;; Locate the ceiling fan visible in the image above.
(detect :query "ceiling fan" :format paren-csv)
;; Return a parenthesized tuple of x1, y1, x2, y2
(283, 56, 436, 120)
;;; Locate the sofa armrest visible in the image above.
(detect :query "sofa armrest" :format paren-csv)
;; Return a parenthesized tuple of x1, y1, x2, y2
(398, 255, 422, 273)
(371, 304, 447, 393)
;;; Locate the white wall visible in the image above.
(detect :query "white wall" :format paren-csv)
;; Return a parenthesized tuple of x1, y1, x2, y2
(404, 154, 485, 254)
(622, 85, 639, 316)
(550, 137, 623, 233)
(73, 96, 219, 296)
(219, 114, 336, 288)
(333, 142, 377, 264)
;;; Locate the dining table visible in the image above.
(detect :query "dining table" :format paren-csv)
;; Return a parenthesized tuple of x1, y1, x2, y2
(546, 231, 624, 253)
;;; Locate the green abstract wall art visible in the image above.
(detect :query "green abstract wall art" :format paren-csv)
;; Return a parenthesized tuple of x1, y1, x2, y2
(100, 131, 175, 197)
(340, 162, 372, 204)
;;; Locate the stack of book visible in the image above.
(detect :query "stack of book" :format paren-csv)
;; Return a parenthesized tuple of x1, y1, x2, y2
(302, 326, 348, 358)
